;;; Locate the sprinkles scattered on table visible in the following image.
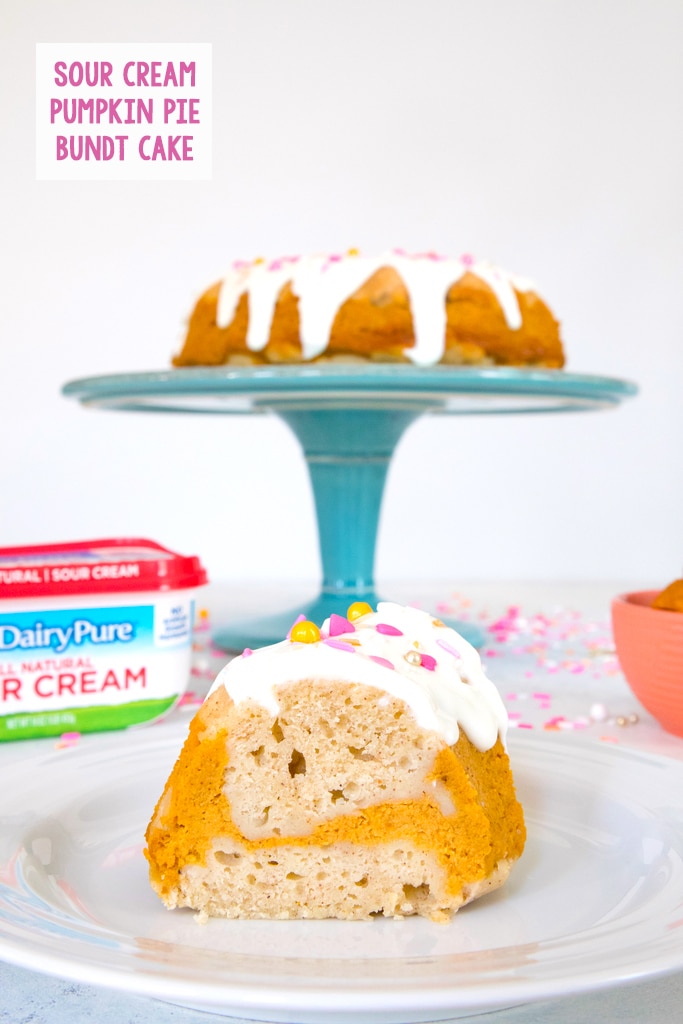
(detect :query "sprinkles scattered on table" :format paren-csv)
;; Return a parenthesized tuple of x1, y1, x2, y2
(436, 594, 641, 737)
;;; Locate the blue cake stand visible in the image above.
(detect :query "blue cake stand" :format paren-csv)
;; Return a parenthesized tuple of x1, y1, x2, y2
(62, 365, 637, 650)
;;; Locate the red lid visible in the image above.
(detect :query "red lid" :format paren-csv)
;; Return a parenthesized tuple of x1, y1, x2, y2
(0, 538, 208, 599)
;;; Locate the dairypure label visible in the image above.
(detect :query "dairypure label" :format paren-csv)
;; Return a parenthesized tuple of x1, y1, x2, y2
(0, 596, 195, 738)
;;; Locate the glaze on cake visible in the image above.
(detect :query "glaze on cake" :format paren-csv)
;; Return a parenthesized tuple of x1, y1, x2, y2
(145, 602, 526, 921)
(172, 250, 564, 369)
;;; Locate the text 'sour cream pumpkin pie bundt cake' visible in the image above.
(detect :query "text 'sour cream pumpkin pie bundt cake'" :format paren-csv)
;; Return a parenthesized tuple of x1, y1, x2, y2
(172, 250, 564, 369)
(145, 603, 526, 921)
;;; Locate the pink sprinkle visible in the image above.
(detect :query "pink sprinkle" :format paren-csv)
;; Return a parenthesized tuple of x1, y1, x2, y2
(533, 692, 550, 700)
(369, 655, 395, 671)
(242, 648, 253, 658)
(56, 731, 81, 749)
(376, 623, 403, 636)
(178, 691, 202, 707)
(436, 638, 461, 659)
(420, 653, 437, 671)
(323, 638, 356, 653)
(329, 614, 355, 637)
(518, 723, 534, 729)
(508, 712, 522, 720)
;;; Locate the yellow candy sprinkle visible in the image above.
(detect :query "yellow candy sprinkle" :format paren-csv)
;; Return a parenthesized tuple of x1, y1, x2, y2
(347, 601, 373, 621)
(347, 247, 360, 256)
(290, 620, 321, 644)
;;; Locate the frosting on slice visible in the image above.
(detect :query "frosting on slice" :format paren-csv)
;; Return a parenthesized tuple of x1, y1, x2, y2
(208, 602, 508, 751)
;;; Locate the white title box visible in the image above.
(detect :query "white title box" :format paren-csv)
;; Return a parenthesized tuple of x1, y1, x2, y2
(36, 43, 212, 181)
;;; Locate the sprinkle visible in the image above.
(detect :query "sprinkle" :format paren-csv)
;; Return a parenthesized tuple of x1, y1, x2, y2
(290, 620, 321, 644)
(56, 731, 80, 749)
(369, 655, 395, 671)
(287, 614, 307, 639)
(420, 654, 437, 671)
(436, 638, 461, 659)
(376, 623, 403, 636)
(533, 692, 551, 700)
(329, 614, 355, 637)
(347, 601, 373, 621)
(242, 648, 253, 658)
(178, 691, 203, 707)
(323, 638, 356, 653)
(195, 608, 211, 632)
(404, 650, 422, 667)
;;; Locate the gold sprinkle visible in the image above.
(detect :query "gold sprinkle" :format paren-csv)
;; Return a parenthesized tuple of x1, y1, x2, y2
(347, 601, 373, 621)
(404, 650, 422, 666)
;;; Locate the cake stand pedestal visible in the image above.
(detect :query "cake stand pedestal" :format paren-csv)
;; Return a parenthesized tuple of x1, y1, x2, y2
(62, 365, 637, 650)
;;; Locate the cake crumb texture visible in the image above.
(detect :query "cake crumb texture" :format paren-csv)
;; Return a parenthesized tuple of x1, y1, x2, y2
(145, 682, 525, 920)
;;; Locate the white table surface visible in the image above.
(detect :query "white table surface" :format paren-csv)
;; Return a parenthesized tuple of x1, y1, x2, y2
(2, 580, 682, 1024)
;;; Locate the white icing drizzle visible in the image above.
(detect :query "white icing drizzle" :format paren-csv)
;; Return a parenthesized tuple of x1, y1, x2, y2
(214, 251, 536, 366)
(208, 602, 508, 752)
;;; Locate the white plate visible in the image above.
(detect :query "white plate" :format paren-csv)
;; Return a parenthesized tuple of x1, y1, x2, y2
(1, 726, 683, 1024)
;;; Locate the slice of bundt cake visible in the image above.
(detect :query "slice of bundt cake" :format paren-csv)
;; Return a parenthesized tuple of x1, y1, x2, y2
(145, 602, 526, 921)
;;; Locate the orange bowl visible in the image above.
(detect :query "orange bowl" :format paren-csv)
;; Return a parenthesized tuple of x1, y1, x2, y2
(611, 590, 683, 737)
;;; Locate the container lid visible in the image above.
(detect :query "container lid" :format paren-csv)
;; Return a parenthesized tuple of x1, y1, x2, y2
(0, 538, 208, 599)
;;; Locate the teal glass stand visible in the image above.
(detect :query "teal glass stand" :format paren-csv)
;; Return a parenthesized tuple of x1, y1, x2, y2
(62, 365, 637, 650)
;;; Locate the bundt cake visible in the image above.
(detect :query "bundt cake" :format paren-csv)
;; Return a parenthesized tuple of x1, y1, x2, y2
(172, 250, 564, 369)
(145, 602, 526, 921)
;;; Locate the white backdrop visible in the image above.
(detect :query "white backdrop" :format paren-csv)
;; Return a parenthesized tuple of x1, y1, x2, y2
(1, 0, 682, 591)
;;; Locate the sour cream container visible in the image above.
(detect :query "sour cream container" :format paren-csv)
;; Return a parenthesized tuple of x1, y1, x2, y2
(0, 538, 208, 741)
